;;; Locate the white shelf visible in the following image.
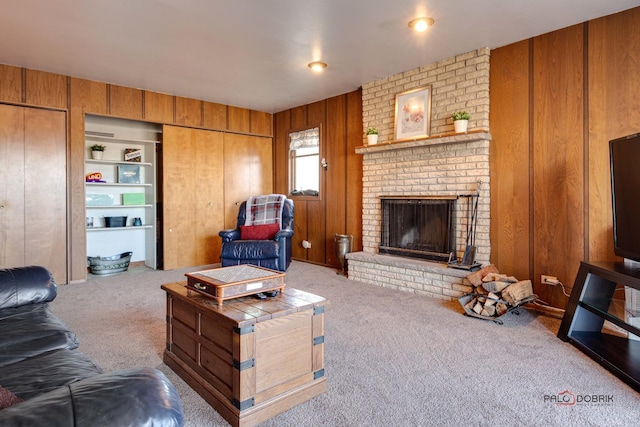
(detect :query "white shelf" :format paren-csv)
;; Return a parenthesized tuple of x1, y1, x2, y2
(86, 204, 153, 209)
(86, 182, 152, 187)
(86, 159, 152, 167)
(87, 225, 152, 232)
(85, 134, 158, 145)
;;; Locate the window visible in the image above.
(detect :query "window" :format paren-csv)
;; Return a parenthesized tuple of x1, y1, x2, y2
(289, 126, 320, 197)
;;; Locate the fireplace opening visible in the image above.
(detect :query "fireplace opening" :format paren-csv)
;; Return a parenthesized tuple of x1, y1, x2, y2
(379, 197, 456, 262)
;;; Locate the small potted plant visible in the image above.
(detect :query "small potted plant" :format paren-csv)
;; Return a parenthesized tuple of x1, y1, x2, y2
(90, 144, 106, 160)
(366, 127, 379, 145)
(452, 111, 471, 133)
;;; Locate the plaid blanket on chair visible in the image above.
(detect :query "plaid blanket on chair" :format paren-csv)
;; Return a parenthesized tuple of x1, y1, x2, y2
(245, 194, 286, 227)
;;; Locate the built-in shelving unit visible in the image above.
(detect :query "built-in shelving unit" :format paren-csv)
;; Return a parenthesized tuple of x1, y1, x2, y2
(85, 115, 161, 269)
(558, 260, 640, 392)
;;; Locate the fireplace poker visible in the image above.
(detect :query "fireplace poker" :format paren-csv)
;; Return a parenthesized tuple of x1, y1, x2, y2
(462, 181, 482, 265)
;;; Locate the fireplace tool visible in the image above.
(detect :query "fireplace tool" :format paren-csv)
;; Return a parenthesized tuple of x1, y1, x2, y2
(448, 181, 482, 271)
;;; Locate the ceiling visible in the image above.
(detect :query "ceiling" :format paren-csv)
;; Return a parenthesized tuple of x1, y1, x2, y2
(1, 1, 638, 113)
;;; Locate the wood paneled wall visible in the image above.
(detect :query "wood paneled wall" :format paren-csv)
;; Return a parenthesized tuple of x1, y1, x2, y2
(274, 90, 363, 268)
(489, 40, 531, 283)
(0, 64, 273, 283)
(490, 6, 640, 308)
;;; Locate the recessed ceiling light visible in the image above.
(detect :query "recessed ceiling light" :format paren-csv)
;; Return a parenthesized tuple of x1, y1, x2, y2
(308, 61, 328, 72)
(408, 17, 435, 32)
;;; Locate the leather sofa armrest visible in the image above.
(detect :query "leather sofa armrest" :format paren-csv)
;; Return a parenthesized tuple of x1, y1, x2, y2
(274, 229, 294, 241)
(219, 229, 240, 242)
(0, 367, 183, 427)
(0, 266, 57, 310)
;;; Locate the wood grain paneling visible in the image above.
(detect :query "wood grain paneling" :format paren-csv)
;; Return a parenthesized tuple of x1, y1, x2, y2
(346, 89, 363, 253)
(290, 106, 307, 130)
(23, 108, 67, 282)
(532, 24, 585, 308)
(588, 8, 640, 262)
(70, 78, 108, 114)
(307, 101, 325, 128)
(251, 111, 273, 136)
(176, 96, 202, 127)
(194, 131, 224, 265)
(0, 105, 26, 268)
(292, 201, 308, 261)
(0, 64, 22, 103)
(306, 101, 326, 264)
(25, 70, 67, 109)
(0, 106, 66, 282)
(203, 101, 227, 130)
(489, 40, 531, 282)
(163, 125, 198, 269)
(274, 110, 290, 195)
(273, 90, 362, 267)
(223, 134, 273, 229)
(325, 95, 347, 267)
(163, 126, 224, 269)
(288, 105, 309, 261)
(109, 84, 143, 119)
(488, 7, 640, 309)
(144, 91, 174, 123)
(228, 106, 251, 133)
(69, 78, 107, 282)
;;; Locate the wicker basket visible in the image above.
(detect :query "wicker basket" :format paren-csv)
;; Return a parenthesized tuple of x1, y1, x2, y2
(87, 252, 132, 275)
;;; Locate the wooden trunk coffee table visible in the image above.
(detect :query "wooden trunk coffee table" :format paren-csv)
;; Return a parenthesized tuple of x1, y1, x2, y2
(161, 281, 327, 427)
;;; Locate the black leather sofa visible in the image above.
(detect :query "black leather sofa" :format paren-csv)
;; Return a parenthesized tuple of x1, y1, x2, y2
(0, 266, 184, 426)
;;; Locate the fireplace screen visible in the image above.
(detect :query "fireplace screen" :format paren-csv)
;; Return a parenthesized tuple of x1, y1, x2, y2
(379, 198, 456, 262)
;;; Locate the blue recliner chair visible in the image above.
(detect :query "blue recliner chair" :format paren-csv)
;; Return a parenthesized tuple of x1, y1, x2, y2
(218, 197, 294, 272)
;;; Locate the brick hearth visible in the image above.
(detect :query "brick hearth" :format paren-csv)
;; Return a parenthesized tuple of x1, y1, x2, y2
(347, 252, 473, 300)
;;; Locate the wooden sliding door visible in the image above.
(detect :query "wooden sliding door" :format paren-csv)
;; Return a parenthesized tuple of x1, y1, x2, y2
(162, 125, 224, 269)
(0, 104, 67, 282)
(222, 133, 273, 229)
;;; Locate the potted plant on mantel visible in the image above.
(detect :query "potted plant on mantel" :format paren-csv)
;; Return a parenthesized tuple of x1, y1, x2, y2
(366, 127, 379, 145)
(90, 144, 106, 160)
(452, 111, 471, 133)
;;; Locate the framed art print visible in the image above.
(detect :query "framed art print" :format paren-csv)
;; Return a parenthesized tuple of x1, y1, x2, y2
(393, 85, 432, 141)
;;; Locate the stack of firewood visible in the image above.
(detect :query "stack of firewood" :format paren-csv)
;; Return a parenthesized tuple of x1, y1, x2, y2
(462, 265, 536, 319)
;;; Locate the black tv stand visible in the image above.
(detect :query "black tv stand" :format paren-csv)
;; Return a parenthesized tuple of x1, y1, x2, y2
(558, 261, 640, 392)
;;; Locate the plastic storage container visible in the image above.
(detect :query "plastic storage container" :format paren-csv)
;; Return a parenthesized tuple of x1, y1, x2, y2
(104, 216, 127, 227)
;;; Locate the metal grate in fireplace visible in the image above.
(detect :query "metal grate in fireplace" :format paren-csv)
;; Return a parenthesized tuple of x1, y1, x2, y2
(379, 197, 456, 262)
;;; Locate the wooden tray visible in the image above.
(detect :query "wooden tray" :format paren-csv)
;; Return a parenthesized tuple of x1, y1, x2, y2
(185, 264, 286, 306)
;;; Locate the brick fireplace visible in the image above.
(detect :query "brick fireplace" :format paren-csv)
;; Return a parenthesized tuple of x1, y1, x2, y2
(346, 48, 491, 300)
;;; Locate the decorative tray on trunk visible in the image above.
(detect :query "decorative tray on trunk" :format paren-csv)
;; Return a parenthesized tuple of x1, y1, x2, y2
(185, 264, 286, 306)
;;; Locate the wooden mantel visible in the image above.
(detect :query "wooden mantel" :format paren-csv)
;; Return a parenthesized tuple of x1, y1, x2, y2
(355, 129, 492, 154)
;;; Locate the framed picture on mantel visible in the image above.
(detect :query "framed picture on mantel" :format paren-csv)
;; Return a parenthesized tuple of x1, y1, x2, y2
(393, 85, 431, 142)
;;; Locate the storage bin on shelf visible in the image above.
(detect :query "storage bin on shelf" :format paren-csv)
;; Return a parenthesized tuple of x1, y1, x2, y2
(104, 216, 128, 227)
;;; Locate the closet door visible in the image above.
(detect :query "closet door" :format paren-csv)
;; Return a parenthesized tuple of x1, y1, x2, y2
(163, 126, 224, 270)
(0, 105, 67, 282)
(0, 105, 25, 268)
(223, 133, 273, 228)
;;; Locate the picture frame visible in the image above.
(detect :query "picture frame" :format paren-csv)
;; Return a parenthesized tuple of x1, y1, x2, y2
(393, 85, 432, 141)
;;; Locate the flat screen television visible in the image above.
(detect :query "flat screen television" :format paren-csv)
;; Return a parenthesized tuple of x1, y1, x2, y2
(610, 133, 640, 262)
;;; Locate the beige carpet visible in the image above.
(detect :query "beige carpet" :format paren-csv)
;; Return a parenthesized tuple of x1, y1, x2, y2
(51, 260, 640, 426)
